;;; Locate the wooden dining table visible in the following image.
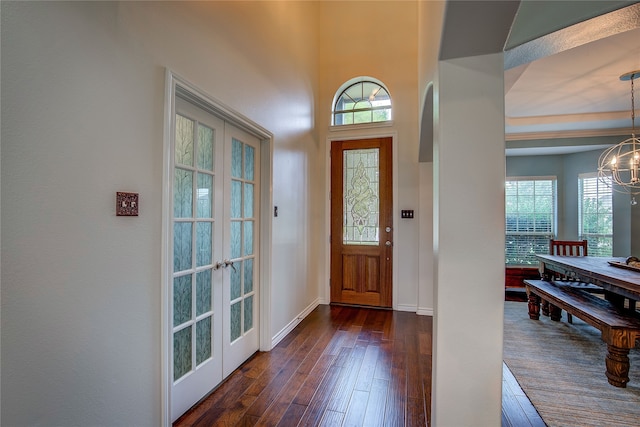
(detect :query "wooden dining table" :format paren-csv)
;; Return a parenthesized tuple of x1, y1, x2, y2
(533, 254, 640, 388)
(536, 254, 640, 309)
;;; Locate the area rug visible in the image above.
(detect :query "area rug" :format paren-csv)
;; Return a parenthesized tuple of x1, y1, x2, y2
(503, 301, 640, 427)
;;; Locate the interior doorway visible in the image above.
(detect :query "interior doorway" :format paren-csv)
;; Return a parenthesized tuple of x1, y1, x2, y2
(163, 73, 273, 425)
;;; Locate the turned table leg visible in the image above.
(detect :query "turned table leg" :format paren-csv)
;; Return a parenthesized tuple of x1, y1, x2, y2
(541, 300, 550, 317)
(549, 304, 562, 322)
(528, 292, 541, 320)
(605, 344, 630, 388)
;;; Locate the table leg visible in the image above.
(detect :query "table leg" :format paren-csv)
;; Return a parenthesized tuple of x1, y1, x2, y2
(528, 292, 541, 320)
(549, 304, 562, 322)
(605, 344, 630, 388)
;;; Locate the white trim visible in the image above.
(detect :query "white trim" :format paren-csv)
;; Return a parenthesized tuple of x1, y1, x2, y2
(396, 304, 418, 313)
(330, 76, 393, 126)
(161, 69, 274, 426)
(259, 127, 274, 352)
(329, 120, 394, 133)
(271, 299, 321, 348)
(506, 127, 632, 141)
(578, 171, 600, 179)
(506, 175, 557, 181)
(160, 68, 174, 427)
(325, 128, 399, 310)
(417, 307, 434, 316)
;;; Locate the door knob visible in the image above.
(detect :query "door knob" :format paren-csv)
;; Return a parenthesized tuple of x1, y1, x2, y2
(385, 240, 393, 246)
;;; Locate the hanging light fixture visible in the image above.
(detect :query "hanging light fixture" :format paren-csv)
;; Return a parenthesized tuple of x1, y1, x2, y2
(598, 70, 640, 205)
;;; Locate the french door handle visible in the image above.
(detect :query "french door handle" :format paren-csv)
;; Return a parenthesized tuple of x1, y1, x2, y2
(223, 259, 237, 272)
(214, 259, 237, 271)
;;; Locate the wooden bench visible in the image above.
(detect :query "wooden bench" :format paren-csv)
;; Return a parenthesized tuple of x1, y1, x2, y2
(524, 279, 640, 388)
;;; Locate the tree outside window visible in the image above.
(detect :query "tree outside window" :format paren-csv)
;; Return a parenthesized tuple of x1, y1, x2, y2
(579, 173, 613, 257)
(505, 178, 556, 265)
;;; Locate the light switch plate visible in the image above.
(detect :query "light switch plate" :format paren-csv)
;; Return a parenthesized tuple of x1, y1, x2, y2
(401, 209, 414, 219)
(116, 192, 139, 216)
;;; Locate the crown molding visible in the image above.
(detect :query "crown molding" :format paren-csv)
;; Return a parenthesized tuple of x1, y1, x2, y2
(506, 127, 634, 141)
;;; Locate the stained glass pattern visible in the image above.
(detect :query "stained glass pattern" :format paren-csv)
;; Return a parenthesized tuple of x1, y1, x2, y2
(173, 223, 192, 272)
(244, 259, 253, 294)
(227, 137, 257, 342)
(197, 173, 213, 218)
(230, 261, 241, 300)
(231, 139, 242, 178)
(343, 149, 380, 245)
(244, 222, 253, 256)
(231, 180, 242, 218)
(244, 183, 254, 218)
(196, 222, 212, 267)
(196, 317, 212, 365)
(174, 169, 193, 218)
(173, 327, 192, 380)
(245, 146, 255, 181)
(230, 221, 241, 259)
(173, 112, 217, 383)
(173, 275, 192, 326)
(197, 125, 214, 171)
(196, 269, 212, 316)
(244, 296, 253, 332)
(230, 302, 241, 342)
(175, 115, 194, 166)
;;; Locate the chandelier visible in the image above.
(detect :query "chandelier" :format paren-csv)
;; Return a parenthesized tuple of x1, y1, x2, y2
(598, 70, 640, 205)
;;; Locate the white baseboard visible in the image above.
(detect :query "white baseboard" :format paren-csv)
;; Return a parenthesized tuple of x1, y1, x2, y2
(395, 303, 417, 313)
(271, 298, 320, 348)
(416, 307, 434, 316)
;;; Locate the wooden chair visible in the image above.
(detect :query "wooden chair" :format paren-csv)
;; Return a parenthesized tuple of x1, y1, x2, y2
(550, 239, 588, 257)
(548, 239, 604, 323)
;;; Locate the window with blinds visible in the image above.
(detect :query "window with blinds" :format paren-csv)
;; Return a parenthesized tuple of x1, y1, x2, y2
(579, 173, 613, 257)
(505, 177, 557, 265)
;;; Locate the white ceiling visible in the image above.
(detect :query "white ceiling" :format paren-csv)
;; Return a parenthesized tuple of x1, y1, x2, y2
(505, 26, 640, 139)
(424, 1, 640, 161)
(503, 1, 640, 159)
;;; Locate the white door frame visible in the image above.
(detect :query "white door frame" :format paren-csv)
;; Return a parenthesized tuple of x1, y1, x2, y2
(161, 69, 273, 426)
(325, 125, 398, 310)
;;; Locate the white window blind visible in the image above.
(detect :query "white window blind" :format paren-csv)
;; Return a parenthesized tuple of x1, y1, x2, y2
(579, 173, 613, 257)
(505, 177, 557, 265)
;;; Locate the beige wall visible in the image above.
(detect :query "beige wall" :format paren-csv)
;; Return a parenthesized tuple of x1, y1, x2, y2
(1, 0, 446, 424)
(1, 1, 320, 424)
(418, 1, 446, 314)
(317, 1, 423, 310)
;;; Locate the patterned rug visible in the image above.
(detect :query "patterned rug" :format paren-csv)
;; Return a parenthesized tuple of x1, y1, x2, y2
(503, 301, 640, 427)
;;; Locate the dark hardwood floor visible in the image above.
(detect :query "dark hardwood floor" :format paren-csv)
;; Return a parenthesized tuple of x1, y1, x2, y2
(174, 304, 545, 427)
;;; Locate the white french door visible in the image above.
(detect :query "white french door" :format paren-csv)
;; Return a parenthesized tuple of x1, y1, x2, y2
(170, 97, 260, 421)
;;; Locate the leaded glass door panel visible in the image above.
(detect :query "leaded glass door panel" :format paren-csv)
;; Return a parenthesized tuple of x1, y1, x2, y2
(222, 125, 260, 377)
(171, 98, 224, 421)
(170, 98, 260, 422)
(330, 137, 393, 307)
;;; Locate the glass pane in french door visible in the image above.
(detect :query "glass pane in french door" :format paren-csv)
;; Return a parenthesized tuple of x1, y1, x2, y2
(172, 114, 216, 382)
(229, 138, 256, 343)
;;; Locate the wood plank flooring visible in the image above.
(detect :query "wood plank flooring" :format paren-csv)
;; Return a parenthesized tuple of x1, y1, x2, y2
(174, 304, 544, 427)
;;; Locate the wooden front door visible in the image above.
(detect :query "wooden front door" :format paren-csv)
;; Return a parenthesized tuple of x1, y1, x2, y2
(330, 137, 392, 308)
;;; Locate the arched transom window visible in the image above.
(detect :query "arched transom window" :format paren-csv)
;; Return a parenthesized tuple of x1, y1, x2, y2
(332, 79, 392, 126)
